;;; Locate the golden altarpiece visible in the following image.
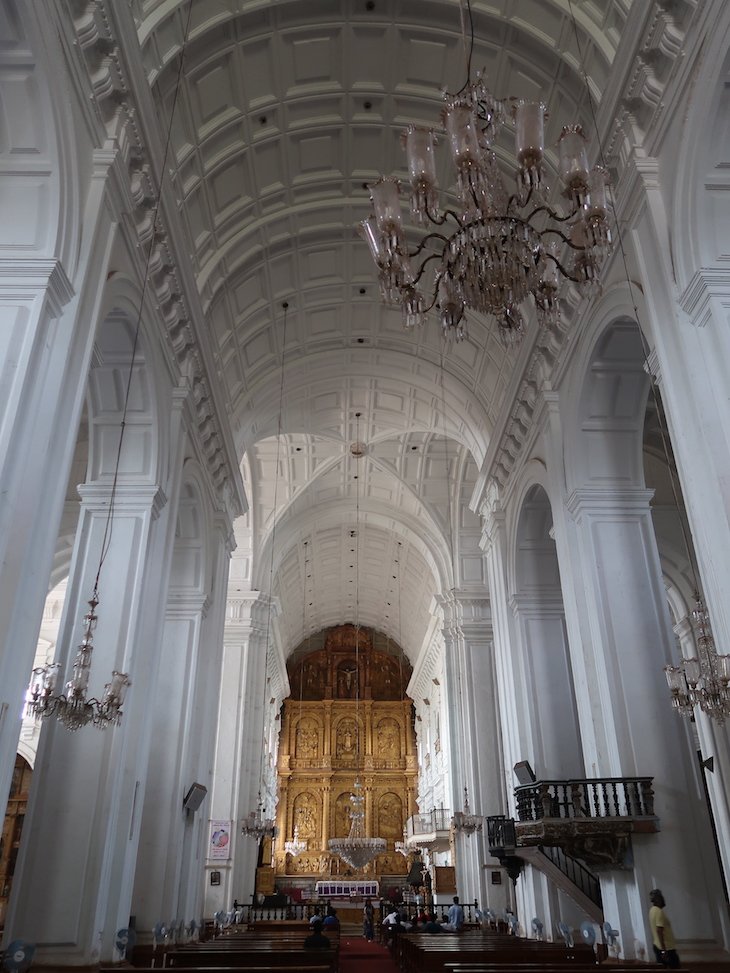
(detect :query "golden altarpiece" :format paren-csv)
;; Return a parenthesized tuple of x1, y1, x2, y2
(272, 625, 418, 885)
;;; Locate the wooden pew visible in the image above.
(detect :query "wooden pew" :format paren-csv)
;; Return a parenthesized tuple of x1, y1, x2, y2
(397, 931, 596, 973)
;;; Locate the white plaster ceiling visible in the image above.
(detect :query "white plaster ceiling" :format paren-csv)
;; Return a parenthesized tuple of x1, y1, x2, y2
(130, 0, 633, 660)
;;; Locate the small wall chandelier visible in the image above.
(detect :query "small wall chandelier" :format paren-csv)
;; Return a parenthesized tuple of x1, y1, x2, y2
(241, 791, 276, 840)
(665, 594, 730, 724)
(328, 779, 386, 869)
(359, 23, 610, 344)
(26, 595, 130, 731)
(451, 786, 483, 836)
(284, 825, 307, 857)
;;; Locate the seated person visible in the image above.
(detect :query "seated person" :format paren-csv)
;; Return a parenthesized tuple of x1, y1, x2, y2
(309, 908, 322, 925)
(424, 913, 443, 934)
(323, 907, 339, 929)
(304, 918, 331, 949)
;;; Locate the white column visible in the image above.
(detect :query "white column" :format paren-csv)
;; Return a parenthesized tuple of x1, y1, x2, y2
(439, 593, 503, 910)
(0, 246, 113, 825)
(131, 518, 231, 938)
(631, 191, 730, 901)
(5, 465, 180, 964)
(205, 593, 272, 914)
(560, 486, 729, 956)
(480, 495, 561, 937)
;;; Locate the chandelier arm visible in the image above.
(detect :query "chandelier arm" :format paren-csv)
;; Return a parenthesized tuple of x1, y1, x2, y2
(506, 184, 535, 213)
(409, 232, 451, 258)
(541, 227, 586, 250)
(542, 250, 585, 284)
(525, 203, 579, 224)
(424, 208, 464, 227)
(411, 252, 448, 286)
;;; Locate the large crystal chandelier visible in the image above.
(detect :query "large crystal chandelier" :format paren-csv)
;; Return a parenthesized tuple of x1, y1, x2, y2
(665, 594, 730, 724)
(26, 595, 131, 731)
(241, 791, 276, 840)
(451, 786, 483, 836)
(328, 779, 386, 869)
(360, 74, 610, 344)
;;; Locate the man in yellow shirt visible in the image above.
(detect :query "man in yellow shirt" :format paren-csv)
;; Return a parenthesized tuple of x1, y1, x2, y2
(649, 889, 680, 968)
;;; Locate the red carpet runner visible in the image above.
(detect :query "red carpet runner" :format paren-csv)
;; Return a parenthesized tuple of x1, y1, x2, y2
(339, 934, 400, 972)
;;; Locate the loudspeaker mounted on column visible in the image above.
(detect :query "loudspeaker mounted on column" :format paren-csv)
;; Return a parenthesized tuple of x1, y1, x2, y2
(183, 782, 208, 812)
(513, 761, 536, 785)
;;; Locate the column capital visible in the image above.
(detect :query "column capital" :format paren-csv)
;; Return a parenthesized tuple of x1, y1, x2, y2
(565, 487, 655, 521)
(679, 266, 730, 327)
(508, 592, 565, 618)
(166, 593, 212, 618)
(77, 482, 168, 518)
(434, 592, 491, 642)
(0, 257, 75, 314)
(224, 592, 279, 641)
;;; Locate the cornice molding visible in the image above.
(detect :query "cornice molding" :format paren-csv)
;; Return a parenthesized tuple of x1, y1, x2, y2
(63, 0, 246, 526)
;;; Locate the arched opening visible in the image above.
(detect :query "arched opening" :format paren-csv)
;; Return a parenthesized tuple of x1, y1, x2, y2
(513, 484, 583, 780)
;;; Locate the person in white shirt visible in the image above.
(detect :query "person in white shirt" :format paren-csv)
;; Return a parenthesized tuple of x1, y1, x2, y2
(443, 896, 464, 931)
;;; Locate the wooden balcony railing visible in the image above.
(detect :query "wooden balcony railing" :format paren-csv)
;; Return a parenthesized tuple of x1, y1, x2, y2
(515, 776, 655, 823)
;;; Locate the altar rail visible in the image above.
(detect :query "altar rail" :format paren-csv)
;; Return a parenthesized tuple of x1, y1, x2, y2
(515, 777, 655, 822)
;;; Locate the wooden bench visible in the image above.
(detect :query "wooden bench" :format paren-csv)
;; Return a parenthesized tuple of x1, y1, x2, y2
(397, 932, 597, 973)
(164, 956, 336, 971)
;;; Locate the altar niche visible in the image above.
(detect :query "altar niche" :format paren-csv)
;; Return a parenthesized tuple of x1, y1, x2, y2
(273, 625, 419, 880)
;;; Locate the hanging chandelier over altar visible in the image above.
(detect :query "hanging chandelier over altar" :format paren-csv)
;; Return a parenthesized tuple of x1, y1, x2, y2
(359, 74, 611, 345)
(328, 778, 387, 869)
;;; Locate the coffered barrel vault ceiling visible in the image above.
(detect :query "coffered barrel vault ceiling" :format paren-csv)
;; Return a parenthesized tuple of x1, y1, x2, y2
(129, 0, 632, 661)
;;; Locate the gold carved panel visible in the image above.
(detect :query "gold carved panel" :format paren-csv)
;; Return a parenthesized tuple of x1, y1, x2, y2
(377, 792, 403, 839)
(292, 791, 320, 843)
(375, 717, 401, 761)
(295, 716, 319, 760)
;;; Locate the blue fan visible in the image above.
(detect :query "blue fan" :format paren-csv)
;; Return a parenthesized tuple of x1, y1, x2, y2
(580, 920, 596, 945)
(603, 921, 620, 949)
(3, 941, 35, 973)
(506, 913, 519, 934)
(531, 916, 544, 939)
(152, 922, 167, 949)
(556, 920, 574, 947)
(115, 927, 137, 955)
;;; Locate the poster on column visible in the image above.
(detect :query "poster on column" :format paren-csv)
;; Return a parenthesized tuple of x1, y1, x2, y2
(209, 819, 232, 860)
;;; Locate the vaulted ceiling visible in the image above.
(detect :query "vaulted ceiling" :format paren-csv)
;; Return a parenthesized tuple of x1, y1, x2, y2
(129, 0, 635, 662)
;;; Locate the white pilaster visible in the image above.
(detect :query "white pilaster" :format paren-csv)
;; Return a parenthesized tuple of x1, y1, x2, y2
(5, 467, 182, 963)
(560, 486, 729, 956)
(205, 593, 273, 913)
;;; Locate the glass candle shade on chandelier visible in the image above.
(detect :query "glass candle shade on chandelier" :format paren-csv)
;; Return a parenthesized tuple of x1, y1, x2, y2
(664, 594, 730, 724)
(359, 78, 611, 344)
(26, 595, 131, 732)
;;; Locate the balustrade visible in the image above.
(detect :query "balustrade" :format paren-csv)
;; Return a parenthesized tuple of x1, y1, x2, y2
(515, 776, 655, 822)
